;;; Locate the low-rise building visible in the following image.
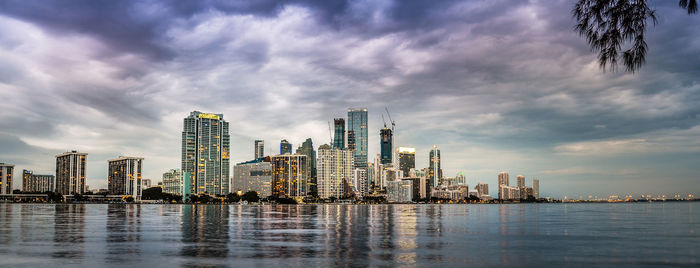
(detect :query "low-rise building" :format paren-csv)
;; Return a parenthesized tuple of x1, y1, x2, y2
(387, 180, 413, 203)
(432, 185, 470, 200)
(232, 157, 272, 198)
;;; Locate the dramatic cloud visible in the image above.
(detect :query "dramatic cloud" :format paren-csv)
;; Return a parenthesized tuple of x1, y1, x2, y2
(0, 0, 698, 197)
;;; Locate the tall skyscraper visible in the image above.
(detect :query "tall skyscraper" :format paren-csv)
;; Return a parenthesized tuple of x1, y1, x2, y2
(380, 128, 393, 164)
(398, 147, 415, 177)
(333, 118, 345, 149)
(533, 178, 540, 199)
(162, 169, 183, 195)
(428, 145, 442, 188)
(0, 163, 14, 195)
(271, 154, 308, 197)
(22, 169, 54, 193)
(347, 108, 368, 167)
(498, 171, 510, 200)
(181, 111, 230, 196)
(517, 175, 525, 188)
(108, 156, 144, 199)
(296, 138, 316, 195)
(280, 139, 292, 154)
(317, 144, 354, 199)
(254, 140, 264, 159)
(56, 150, 87, 195)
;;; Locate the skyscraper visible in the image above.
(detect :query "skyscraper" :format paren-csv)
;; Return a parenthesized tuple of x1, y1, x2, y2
(317, 144, 354, 199)
(181, 111, 230, 196)
(347, 108, 368, 167)
(296, 138, 316, 195)
(533, 178, 540, 199)
(22, 169, 54, 193)
(498, 171, 510, 200)
(476, 182, 489, 197)
(428, 145, 442, 188)
(280, 139, 292, 154)
(398, 147, 415, 177)
(56, 150, 87, 195)
(333, 118, 345, 149)
(254, 140, 264, 159)
(108, 156, 144, 199)
(0, 163, 14, 195)
(271, 154, 308, 197)
(380, 128, 393, 165)
(517, 175, 525, 188)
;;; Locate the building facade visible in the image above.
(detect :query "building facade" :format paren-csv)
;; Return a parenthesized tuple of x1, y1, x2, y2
(22, 169, 54, 193)
(533, 178, 540, 199)
(162, 169, 183, 195)
(347, 108, 368, 167)
(317, 145, 354, 199)
(271, 154, 308, 197)
(398, 147, 415, 178)
(517, 175, 525, 188)
(108, 156, 144, 199)
(498, 171, 509, 199)
(475, 182, 489, 198)
(428, 145, 442, 188)
(333, 118, 345, 149)
(380, 128, 393, 164)
(232, 158, 272, 198)
(387, 180, 413, 203)
(296, 138, 316, 195)
(0, 163, 14, 195)
(254, 140, 264, 159)
(56, 150, 87, 195)
(280, 139, 292, 154)
(181, 111, 230, 196)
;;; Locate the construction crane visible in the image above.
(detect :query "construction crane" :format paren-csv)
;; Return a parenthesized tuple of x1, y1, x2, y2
(385, 107, 395, 132)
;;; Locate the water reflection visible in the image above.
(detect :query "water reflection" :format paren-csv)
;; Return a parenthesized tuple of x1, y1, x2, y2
(53, 204, 85, 260)
(105, 204, 142, 263)
(181, 205, 229, 260)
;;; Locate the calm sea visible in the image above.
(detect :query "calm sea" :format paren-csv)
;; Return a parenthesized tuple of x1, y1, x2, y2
(0, 203, 697, 267)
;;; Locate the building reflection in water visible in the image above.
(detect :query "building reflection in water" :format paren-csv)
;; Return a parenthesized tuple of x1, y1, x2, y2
(53, 204, 86, 261)
(105, 204, 142, 263)
(0, 204, 12, 249)
(368, 205, 394, 262)
(422, 205, 444, 262)
(317, 205, 371, 265)
(393, 204, 418, 265)
(180, 205, 229, 262)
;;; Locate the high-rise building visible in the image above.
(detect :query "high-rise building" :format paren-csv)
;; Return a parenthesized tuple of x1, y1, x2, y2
(296, 138, 316, 195)
(22, 170, 54, 193)
(333, 118, 345, 149)
(380, 128, 393, 164)
(0, 163, 14, 195)
(317, 144, 354, 199)
(428, 145, 442, 188)
(354, 168, 369, 197)
(232, 158, 272, 198)
(517, 175, 525, 188)
(162, 169, 183, 195)
(254, 140, 264, 159)
(271, 154, 308, 197)
(398, 147, 415, 177)
(533, 178, 540, 199)
(498, 171, 509, 200)
(476, 182, 489, 198)
(108, 156, 144, 199)
(56, 150, 87, 195)
(280, 139, 292, 154)
(347, 108, 368, 167)
(181, 111, 230, 196)
(456, 172, 467, 185)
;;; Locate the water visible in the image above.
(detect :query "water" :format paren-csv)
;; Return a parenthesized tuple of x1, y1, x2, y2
(0, 203, 697, 267)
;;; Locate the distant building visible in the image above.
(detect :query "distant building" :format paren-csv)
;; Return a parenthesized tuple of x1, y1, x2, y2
(347, 108, 368, 167)
(522, 186, 534, 199)
(296, 138, 316, 195)
(317, 144, 354, 199)
(254, 140, 265, 159)
(22, 170, 54, 193)
(108, 156, 144, 199)
(428, 145, 442, 187)
(432, 185, 470, 200)
(367, 162, 374, 190)
(387, 180, 413, 203)
(333, 118, 345, 149)
(517, 175, 525, 188)
(233, 158, 272, 198)
(142, 179, 152, 189)
(497, 171, 509, 199)
(280, 139, 292, 155)
(401, 177, 429, 200)
(475, 182, 489, 198)
(354, 168, 369, 197)
(162, 169, 183, 195)
(533, 178, 540, 199)
(181, 111, 230, 196)
(56, 150, 87, 195)
(0, 163, 15, 195)
(271, 154, 308, 197)
(456, 172, 467, 185)
(380, 128, 393, 164)
(499, 185, 520, 200)
(398, 147, 415, 177)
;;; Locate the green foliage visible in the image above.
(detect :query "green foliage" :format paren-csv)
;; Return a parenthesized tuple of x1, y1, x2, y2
(142, 187, 182, 202)
(241, 191, 260, 203)
(46, 192, 63, 203)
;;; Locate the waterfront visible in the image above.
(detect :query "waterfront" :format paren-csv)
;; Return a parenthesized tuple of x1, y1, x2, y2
(0, 203, 697, 267)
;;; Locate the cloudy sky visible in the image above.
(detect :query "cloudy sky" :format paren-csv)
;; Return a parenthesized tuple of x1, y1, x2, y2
(0, 0, 698, 198)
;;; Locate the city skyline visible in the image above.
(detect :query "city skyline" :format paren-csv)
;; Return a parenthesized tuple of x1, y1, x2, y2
(0, 1, 699, 198)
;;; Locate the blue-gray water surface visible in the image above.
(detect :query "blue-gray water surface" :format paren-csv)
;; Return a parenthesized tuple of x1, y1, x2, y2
(0, 203, 697, 267)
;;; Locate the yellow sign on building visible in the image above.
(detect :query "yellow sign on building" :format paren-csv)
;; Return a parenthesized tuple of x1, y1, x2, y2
(198, 113, 220, 120)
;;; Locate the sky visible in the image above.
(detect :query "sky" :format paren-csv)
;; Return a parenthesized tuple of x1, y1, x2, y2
(0, 0, 699, 198)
